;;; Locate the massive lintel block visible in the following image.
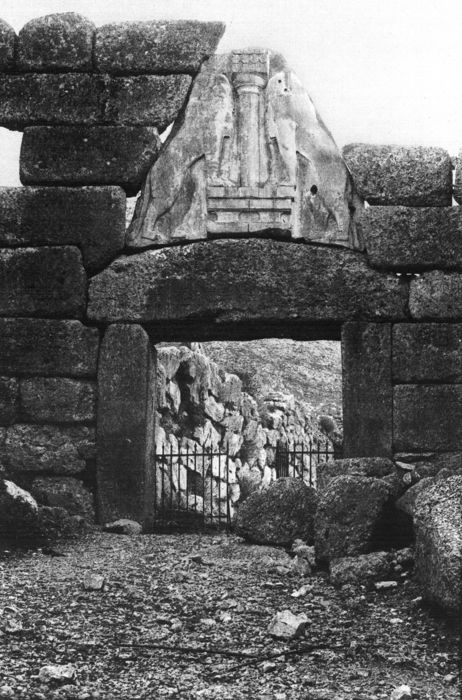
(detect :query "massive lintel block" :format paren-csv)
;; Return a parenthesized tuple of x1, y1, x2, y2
(0, 319, 99, 377)
(20, 127, 160, 196)
(87, 240, 408, 324)
(0, 19, 16, 70)
(393, 323, 462, 382)
(0, 74, 191, 132)
(364, 206, 462, 270)
(95, 20, 225, 74)
(16, 13, 95, 72)
(0, 246, 86, 318)
(394, 385, 462, 452)
(97, 324, 155, 528)
(0, 186, 125, 272)
(343, 144, 452, 206)
(409, 271, 462, 319)
(342, 322, 392, 457)
(20, 378, 96, 424)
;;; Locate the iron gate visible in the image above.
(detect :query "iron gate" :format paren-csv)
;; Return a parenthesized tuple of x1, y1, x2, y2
(153, 439, 335, 531)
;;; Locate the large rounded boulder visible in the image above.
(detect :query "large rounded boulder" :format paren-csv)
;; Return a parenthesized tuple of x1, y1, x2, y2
(234, 477, 317, 546)
(413, 475, 462, 613)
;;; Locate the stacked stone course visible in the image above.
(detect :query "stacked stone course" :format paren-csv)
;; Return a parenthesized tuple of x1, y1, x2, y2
(0, 11, 461, 527)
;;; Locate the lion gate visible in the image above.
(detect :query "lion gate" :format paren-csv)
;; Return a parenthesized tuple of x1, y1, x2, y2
(0, 13, 461, 530)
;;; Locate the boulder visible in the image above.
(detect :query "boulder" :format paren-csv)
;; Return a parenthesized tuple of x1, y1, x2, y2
(317, 457, 395, 491)
(0, 19, 15, 70)
(314, 475, 391, 561)
(30, 477, 95, 520)
(413, 476, 462, 613)
(104, 519, 142, 535)
(267, 610, 309, 639)
(329, 551, 392, 587)
(0, 479, 38, 537)
(395, 477, 435, 517)
(235, 477, 317, 546)
(37, 505, 86, 539)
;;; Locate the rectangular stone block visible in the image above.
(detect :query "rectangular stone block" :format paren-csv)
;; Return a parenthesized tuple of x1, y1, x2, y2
(0, 19, 15, 70)
(20, 127, 160, 197)
(0, 74, 191, 133)
(394, 385, 462, 451)
(409, 271, 462, 319)
(97, 324, 156, 527)
(393, 323, 462, 382)
(0, 377, 18, 425)
(364, 206, 462, 270)
(0, 247, 86, 318)
(342, 322, 392, 457)
(20, 378, 96, 424)
(342, 144, 452, 206)
(0, 187, 125, 272)
(95, 20, 225, 74)
(3, 424, 95, 474)
(0, 319, 99, 377)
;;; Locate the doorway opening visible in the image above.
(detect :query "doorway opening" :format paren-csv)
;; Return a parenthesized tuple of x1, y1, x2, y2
(153, 337, 342, 532)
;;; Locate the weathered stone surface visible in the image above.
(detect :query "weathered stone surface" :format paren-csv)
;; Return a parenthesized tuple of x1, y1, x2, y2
(0, 247, 86, 318)
(128, 51, 364, 250)
(0, 479, 38, 537)
(105, 75, 192, 130)
(342, 144, 452, 206)
(0, 319, 99, 377)
(103, 518, 142, 535)
(395, 477, 435, 517)
(342, 323, 393, 458)
(364, 206, 462, 270)
(95, 20, 225, 74)
(452, 149, 462, 204)
(88, 240, 408, 323)
(0, 187, 125, 272)
(17, 13, 94, 72)
(267, 609, 309, 639)
(409, 271, 462, 320)
(20, 127, 160, 196)
(393, 323, 462, 382)
(235, 477, 317, 546)
(314, 475, 391, 561)
(97, 324, 155, 527)
(329, 551, 392, 587)
(317, 457, 394, 491)
(414, 476, 462, 613)
(394, 385, 462, 452)
(30, 476, 94, 520)
(0, 377, 18, 425)
(20, 378, 96, 424)
(3, 424, 95, 474)
(0, 19, 15, 70)
(0, 74, 191, 132)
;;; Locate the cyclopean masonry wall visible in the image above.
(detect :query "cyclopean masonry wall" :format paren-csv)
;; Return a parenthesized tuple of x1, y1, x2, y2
(1, 13, 462, 529)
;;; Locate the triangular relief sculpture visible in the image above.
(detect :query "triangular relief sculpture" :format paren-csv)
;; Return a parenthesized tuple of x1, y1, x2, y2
(127, 49, 364, 249)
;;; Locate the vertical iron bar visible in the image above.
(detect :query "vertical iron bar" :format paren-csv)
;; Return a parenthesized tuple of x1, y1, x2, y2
(226, 445, 230, 532)
(309, 438, 313, 488)
(218, 448, 221, 530)
(161, 442, 165, 513)
(210, 446, 214, 529)
(170, 442, 173, 517)
(202, 446, 205, 529)
(185, 442, 189, 514)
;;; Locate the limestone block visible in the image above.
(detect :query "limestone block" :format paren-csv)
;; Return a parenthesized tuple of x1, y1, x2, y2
(0, 377, 18, 425)
(393, 323, 462, 382)
(0, 479, 38, 537)
(409, 271, 462, 319)
(0, 74, 191, 132)
(0, 186, 125, 272)
(87, 240, 408, 324)
(16, 13, 95, 72)
(363, 206, 462, 270)
(20, 378, 96, 423)
(342, 144, 452, 206)
(20, 127, 160, 197)
(95, 20, 225, 74)
(97, 324, 156, 527)
(204, 395, 225, 423)
(156, 346, 182, 380)
(0, 247, 86, 318)
(4, 424, 95, 474)
(105, 75, 192, 130)
(0, 319, 99, 377)
(217, 373, 243, 407)
(394, 385, 462, 451)
(342, 323, 393, 458)
(30, 476, 94, 519)
(0, 19, 16, 70)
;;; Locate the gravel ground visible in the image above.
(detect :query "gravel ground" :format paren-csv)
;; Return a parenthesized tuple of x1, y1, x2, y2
(0, 531, 460, 699)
